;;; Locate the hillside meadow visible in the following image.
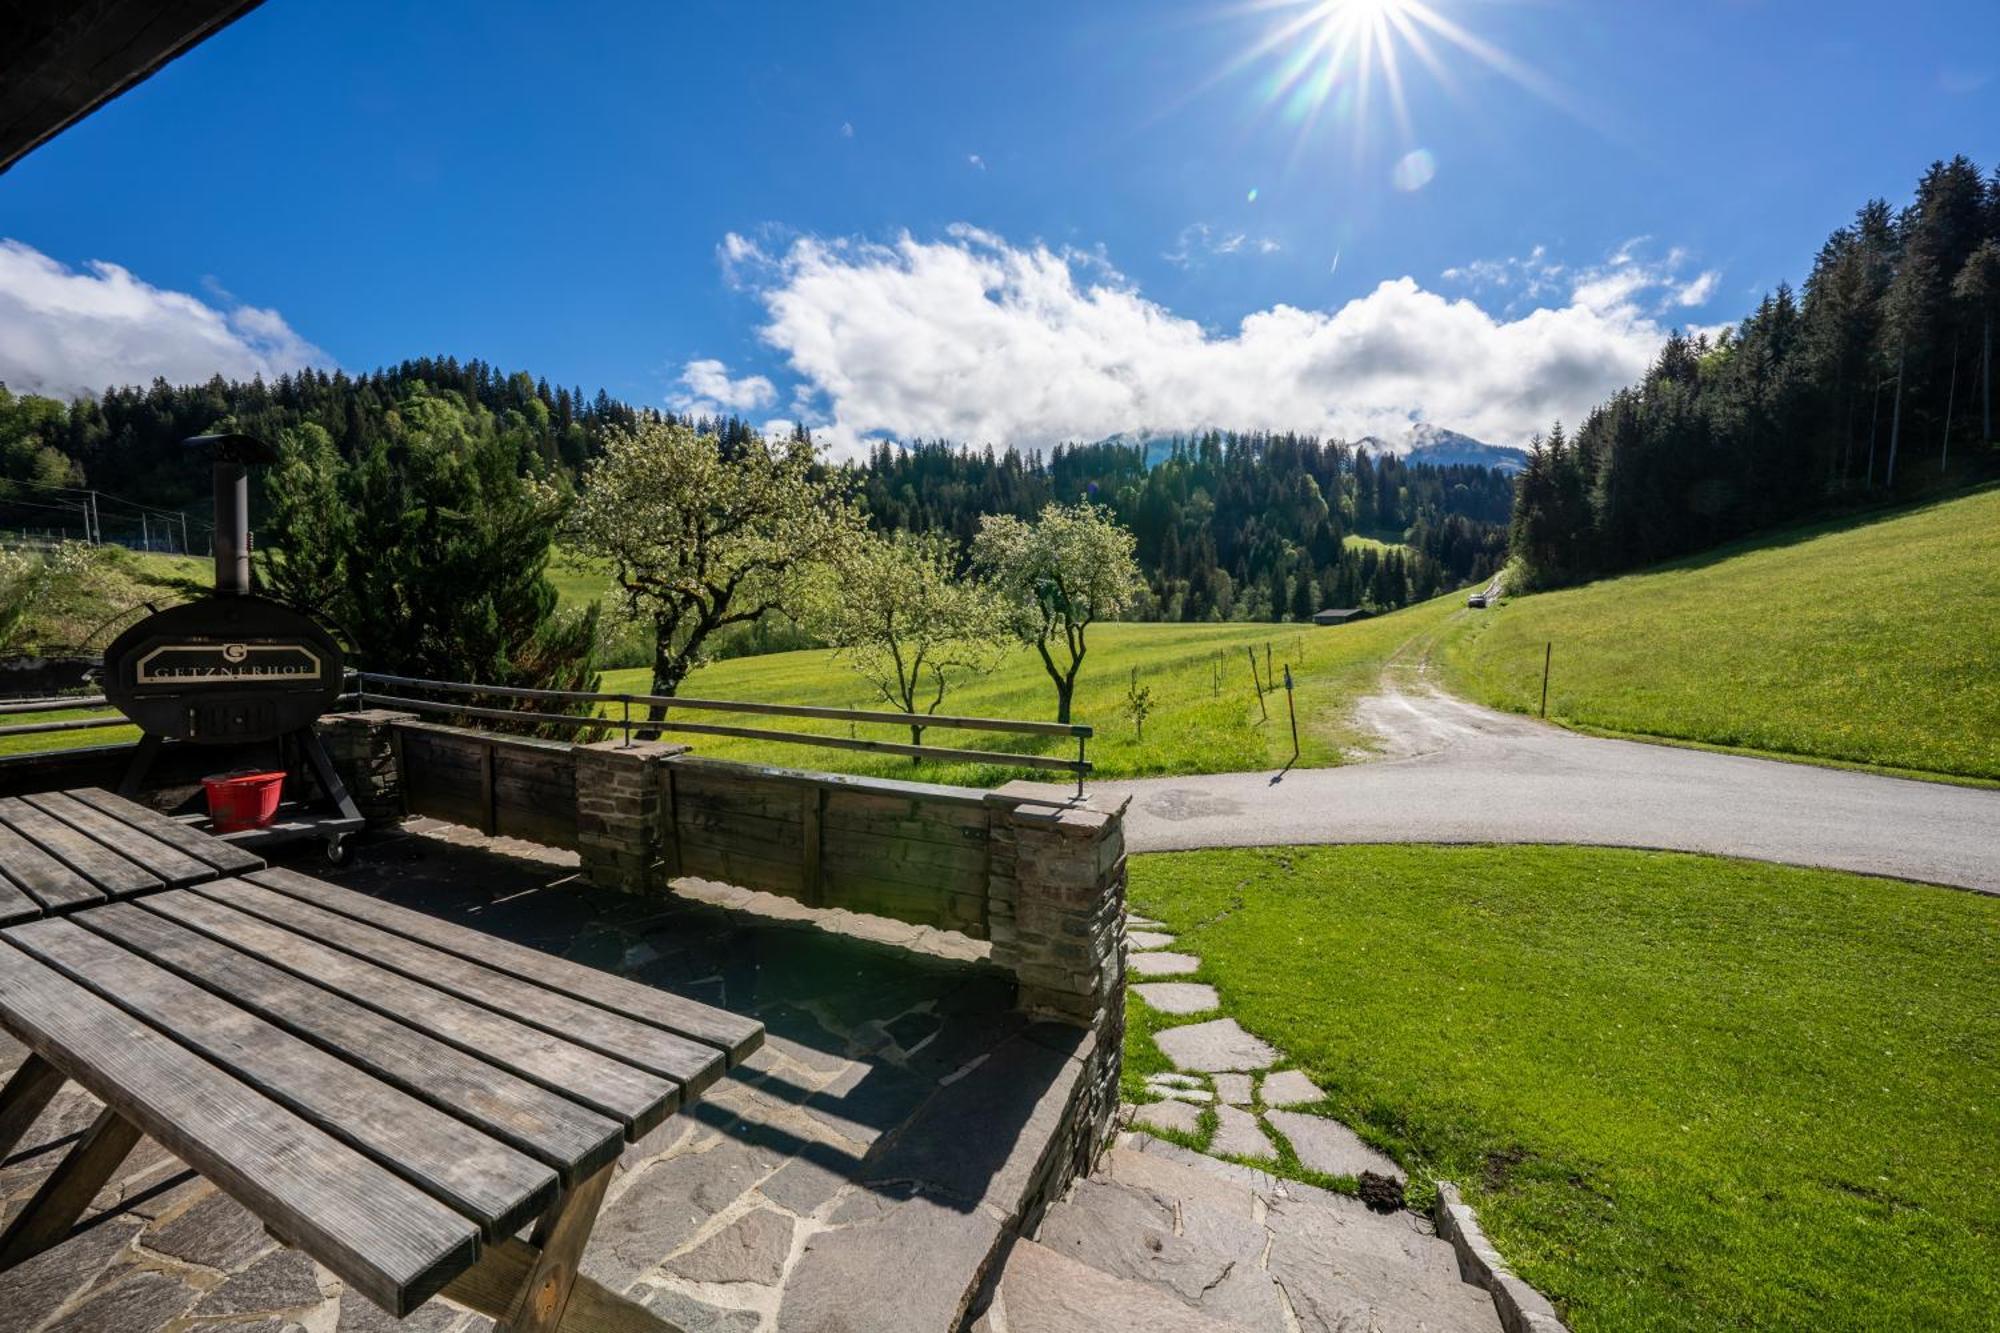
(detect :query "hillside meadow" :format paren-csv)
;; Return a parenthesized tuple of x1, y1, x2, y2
(595, 592, 1465, 785)
(1438, 487, 2000, 783)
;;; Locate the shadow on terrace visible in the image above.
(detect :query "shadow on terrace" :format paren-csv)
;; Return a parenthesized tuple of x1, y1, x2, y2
(0, 812, 1118, 1332)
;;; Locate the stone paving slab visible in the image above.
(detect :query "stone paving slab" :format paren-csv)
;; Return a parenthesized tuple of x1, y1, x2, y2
(1035, 1177, 1288, 1329)
(1133, 981, 1220, 1014)
(989, 1238, 1247, 1333)
(1130, 951, 1202, 977)
(1131, 1100, 1203, 1136)
(1126, 915, 1166, 930)
(1212, 1073, 1253, 1105)
(1126, 930, 1177, 950)
(1266, 1109, 1404, 1182)
(1154, 1017, 1279, 1072)
(1260, 1068, 1326, 1107)
(1209, 1104, 1275, 1160)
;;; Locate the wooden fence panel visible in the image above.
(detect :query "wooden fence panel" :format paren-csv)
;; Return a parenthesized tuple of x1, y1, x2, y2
(397, 724, 578, 850)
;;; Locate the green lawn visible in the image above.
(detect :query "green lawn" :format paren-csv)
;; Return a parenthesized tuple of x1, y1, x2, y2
(0, 706, 136, 757)
(594, 591, 1466, 784)
(1437, 487, 2000, 782)
(1125, 844, 2000, 1332)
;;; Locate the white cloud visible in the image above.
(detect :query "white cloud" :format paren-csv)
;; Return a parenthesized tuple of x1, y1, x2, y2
(1449, 239, 1718, 321)
(1676, 270, 1720, 307)
(1165, 223, 1282, 268)
(672, 357, 776, 415)
(0, 239, 329, 398)
(736, 227, 1691, 460)
(840, 121, 855, 138)
(967, 154, 986, 171)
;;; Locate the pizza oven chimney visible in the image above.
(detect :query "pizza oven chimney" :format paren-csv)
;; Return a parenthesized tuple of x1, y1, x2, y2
(185, 433, 278, 595)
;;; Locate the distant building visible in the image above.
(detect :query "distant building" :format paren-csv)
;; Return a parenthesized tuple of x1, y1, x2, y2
(1312, 607, 1371, 626)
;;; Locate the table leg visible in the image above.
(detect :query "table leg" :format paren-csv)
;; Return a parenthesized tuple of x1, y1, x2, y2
(0, 1054, 65, 1160)
(0, 1105, 143, 1267)
(501, 1159, 613, 1333)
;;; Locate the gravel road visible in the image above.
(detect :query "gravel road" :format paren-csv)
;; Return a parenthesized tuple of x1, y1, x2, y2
(1069, 679, 2000, 895)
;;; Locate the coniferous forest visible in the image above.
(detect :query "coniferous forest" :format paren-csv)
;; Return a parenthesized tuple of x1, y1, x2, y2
(1, 364, 1512, 624)
(1508, 155, 2000, 589)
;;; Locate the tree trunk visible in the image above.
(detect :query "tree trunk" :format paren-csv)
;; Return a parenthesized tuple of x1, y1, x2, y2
(1865, 379, 1881, 486)
(1983, 315, 1992, 446)
(1941, 331, 1959, 474)
(909, 720, 924, 763)
(1054, 679, 1074, 725)
(1885, 348, 1905, 488)
(637, 619, 691, 739)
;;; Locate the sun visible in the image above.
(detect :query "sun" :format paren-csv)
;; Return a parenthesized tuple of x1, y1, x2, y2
(1226, 0, 1552, 174)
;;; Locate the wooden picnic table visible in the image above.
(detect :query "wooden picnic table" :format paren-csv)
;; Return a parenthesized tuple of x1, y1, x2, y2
(0, 788, 763, 1331)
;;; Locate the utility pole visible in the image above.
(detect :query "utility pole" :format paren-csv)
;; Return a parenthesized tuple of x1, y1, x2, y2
(141, 513, 149, 550)
(179, 511, 189, 555)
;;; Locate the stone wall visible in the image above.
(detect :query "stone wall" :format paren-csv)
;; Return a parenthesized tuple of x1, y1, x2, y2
(313, 709, 414, 825)
(985, 782, 1129, 1219)
(573, 738, 686, 895)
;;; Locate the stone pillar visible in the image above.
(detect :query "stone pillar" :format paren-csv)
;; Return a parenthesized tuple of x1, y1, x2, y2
(573, 739, 687, 895)
(987, 787, 1128, 1024)
(987, 784, 1129, 1185)
(313, 709, 417, 826)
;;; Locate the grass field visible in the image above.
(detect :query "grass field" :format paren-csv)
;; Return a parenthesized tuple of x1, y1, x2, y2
(596, 591, 1465, 784)
(1125, 844, 2000, 1331)
(1437, 487, 2000, 782)
(0, 547, 200, 757)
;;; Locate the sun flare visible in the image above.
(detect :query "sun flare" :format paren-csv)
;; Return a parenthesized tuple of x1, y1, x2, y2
(1229, 0, 1553, 176)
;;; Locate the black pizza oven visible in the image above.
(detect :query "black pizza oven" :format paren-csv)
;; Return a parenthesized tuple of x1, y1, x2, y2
(101, 434, 344, 743)
(100, 434, 361, 860)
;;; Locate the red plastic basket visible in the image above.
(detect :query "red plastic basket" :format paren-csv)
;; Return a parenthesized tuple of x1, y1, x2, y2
(202, 770, 285, 833)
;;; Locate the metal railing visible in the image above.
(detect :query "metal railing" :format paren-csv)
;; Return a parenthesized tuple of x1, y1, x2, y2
(353, 671, 1094, 795)
(0, 694, 128, 739)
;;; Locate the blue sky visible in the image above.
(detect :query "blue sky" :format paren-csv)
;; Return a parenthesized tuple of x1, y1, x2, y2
(2, 0, 1996, 455)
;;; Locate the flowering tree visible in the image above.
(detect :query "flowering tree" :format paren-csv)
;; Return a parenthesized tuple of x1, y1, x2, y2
(808, 530, 1009, 751)
(566, 422, 862, 721)
(972, 501, 1140, 724)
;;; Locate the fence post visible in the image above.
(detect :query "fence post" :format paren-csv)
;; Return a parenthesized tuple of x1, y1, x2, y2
(1247, 647, 1268, 720)
(1284, 664, 1299, 760)
(1541, 641, 1552, 719)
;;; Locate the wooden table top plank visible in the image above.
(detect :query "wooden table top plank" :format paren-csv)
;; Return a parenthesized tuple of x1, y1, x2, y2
(0, 873, 41, 926)
(0, 818, 107, 913)
(20, 792, 216, 888)
(144, 889, 679, 1136)
(0, 939, 479, 1316)
(199, 880, 728, 1098)
(83, 901, 625, 1184)
(0, 797, 160, 898)
(246, 866, 764, 1063)
(7, 916, 559, 1241)
(65, 787, 266, 876)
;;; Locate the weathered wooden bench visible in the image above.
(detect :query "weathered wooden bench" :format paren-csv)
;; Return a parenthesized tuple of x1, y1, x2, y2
(0, 789, 764, 1331)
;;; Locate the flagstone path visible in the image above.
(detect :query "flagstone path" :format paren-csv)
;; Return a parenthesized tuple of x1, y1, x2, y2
(976, 915, 1567, 1332)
